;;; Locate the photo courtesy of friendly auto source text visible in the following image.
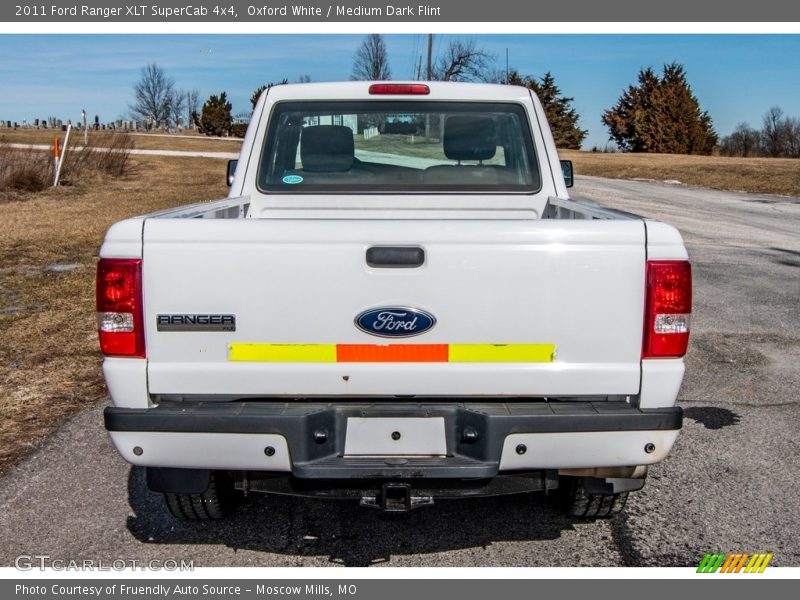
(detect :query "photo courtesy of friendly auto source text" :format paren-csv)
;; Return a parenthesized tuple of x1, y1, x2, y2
(0, 0, 798, 592)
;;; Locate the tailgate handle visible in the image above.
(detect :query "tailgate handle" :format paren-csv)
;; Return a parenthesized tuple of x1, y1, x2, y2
(366, 246, 425, 268)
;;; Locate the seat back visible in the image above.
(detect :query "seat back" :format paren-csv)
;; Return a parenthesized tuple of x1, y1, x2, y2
(423, 116, 512, 185)
(300, 125, 354, 172)
(442, 115, 496, 163)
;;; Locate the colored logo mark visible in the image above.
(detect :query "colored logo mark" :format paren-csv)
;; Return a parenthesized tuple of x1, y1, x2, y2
(697, 552, 773, 573)
(354, 307, 436, 338)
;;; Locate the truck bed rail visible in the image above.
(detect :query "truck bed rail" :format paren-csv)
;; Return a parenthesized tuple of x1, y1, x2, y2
(544, 196, 640, 220)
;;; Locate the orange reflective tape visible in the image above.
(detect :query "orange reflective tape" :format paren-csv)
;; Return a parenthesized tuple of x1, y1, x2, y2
(336, 344, 448, 363)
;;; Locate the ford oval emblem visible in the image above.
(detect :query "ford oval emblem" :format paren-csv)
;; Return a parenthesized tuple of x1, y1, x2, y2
(355, 307, 436, 338)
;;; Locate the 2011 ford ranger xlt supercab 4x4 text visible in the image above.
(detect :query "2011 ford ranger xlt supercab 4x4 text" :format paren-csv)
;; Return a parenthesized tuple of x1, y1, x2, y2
(98, 82, 691, 520)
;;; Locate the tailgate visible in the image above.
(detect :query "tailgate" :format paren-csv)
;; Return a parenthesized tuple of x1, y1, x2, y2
(142, 217, 646, 397)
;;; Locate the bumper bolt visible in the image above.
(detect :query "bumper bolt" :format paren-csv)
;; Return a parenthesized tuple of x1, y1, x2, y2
(133, 446, 143, 456)
(516, 444, 527, 455)
(461, 427, 479, 443)
(644, 443, 656, 454)
(391, 431, 402, 441)
(313, 430, 328, 444)
(264, 446, 275, 456)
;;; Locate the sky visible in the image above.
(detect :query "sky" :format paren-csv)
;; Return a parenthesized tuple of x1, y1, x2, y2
(1, 34, 799, 149)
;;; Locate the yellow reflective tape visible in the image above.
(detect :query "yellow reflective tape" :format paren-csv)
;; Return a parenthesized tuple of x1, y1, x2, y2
(228, 343, 557, 363)
(228, 343, 337, 363)
(758, 554, 773, 573)
(449, 344, 556, 363)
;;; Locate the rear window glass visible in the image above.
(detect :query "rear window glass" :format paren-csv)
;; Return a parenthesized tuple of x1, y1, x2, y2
(257, 101, 541, 193)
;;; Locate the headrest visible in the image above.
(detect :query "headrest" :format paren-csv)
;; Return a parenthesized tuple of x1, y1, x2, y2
(443, 116, 496, 162)
(301, 125, 354, 172)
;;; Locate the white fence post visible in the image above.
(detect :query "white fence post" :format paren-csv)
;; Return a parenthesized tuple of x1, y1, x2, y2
(53, 124, 71, 187)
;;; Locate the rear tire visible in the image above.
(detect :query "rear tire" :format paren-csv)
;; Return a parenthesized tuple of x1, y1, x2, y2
(164, 472, 237, 521)
(561, 476, 629, 519)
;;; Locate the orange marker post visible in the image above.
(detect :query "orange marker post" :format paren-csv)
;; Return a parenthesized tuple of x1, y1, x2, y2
(53, 138, 60, 186)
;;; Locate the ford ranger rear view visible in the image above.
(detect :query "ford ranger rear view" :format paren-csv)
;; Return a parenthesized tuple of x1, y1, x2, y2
(98, 82, 691, 520)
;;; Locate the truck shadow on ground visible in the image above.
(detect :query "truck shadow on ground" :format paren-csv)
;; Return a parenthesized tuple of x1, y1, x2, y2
(124, 467, 576, 566)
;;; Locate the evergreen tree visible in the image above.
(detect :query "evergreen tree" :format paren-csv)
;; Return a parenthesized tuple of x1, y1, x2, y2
(603, 63, 717, 154)
(250, 79, 289, 110)
(508, 70, 587, 149)
(194, 92, 232, 137)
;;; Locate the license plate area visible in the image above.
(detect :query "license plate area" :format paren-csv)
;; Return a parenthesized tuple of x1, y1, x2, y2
(344, 417, 446, 456)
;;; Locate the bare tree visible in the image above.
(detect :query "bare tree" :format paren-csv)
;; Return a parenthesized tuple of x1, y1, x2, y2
(720, 122, 761, 157)
(129, 63, 174, 129)
(350, 34, 391, 81)
(297, 74, 312, 83)
(780, 116, 800, 158)
(433, 39, 494, 82)
(168, 90, 187, 130)
(761, 106, 786, 157)
(186, 88, 201, 128)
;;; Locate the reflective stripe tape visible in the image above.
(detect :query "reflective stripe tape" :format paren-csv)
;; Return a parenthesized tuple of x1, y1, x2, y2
(228, 343, 337, 363)
(336, 344, 448, 362)
(229, 343, 556, 363)
(449, 344, 555, 363)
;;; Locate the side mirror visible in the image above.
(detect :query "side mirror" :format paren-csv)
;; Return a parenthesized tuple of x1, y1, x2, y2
(227, 159, 238, 186)
(560, 160, 574, 188)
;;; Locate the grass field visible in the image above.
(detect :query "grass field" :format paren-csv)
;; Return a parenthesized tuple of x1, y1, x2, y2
(0, 155, 229, 475)
(563, 150, 800, 198)
(3, 128, 797, 197)
(356, 136, 800, 197)
(0, 128, 243, 153)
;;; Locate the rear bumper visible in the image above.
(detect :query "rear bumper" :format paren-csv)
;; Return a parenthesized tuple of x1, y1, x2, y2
(104, 401, 682, 478)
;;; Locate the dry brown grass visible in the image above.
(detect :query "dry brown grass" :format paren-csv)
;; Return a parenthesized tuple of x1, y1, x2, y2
(0, 128, 242, 152)
(1, 133, 135, 199)
(562, 150, 800, 198)
(0, 143, 51, 194)
(129, 133, 243, 152)
(0, 155, 229, 476)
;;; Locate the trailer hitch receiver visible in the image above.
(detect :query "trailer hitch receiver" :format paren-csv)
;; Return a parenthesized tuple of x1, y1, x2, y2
(360, 483, 434, 512)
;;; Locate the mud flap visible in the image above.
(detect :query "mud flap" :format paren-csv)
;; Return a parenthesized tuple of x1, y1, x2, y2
(581, 476, 646, 495)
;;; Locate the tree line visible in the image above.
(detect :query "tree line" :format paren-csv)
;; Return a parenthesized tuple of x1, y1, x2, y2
(719, 107, 800, 158)
(128, 39, 797, 159)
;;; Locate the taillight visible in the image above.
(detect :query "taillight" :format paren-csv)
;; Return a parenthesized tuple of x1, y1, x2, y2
(642, 260, 692, 358)
(368, 83, 430, 95)
(96, 258, 145, 358)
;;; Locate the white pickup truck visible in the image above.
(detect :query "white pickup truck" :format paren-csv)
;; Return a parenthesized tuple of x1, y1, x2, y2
(98, 82, 691, 520)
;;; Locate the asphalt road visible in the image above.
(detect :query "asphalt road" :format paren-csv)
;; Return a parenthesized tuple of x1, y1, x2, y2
(1, 176, 798, 567)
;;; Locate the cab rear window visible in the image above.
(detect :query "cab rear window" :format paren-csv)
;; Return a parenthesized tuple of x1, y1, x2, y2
(257, 101, 541, 193)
